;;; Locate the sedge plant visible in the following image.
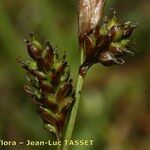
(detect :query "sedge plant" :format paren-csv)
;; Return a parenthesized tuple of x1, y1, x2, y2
(18, 0, 138, 150)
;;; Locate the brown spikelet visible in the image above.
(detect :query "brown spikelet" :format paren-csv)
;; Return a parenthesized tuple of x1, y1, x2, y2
(18, 34, 75, 140)
(79, 11, 138, 77)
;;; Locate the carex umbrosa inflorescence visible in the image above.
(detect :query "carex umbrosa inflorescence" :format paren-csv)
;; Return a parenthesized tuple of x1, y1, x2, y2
(79, 11, 138, 76)
(18, 34, 75, 140)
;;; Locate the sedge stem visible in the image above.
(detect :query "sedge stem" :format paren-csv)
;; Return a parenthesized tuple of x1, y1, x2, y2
(60, 49, 84, 150)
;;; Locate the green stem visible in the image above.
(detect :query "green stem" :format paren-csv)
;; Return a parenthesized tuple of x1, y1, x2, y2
(60, 49, 84, 150)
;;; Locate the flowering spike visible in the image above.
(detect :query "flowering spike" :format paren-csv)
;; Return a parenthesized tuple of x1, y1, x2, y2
(19, 34, 75, 140)
(79, 11, 138, 76)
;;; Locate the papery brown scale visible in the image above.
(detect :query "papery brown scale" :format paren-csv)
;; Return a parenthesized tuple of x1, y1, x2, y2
(122, 27, 134, 39)
(96, 35, 111, 52)
(122, 23, 138, 39)
(39, 81, 54, 94)
(84, 35, 95, 56)
(59, 97, 74, 111)
(56, 82, 73, 101)
(26, 42, 42, 61)
(51, 71, 60, 87)
(56, 113, 66, 133)
(107, 25, 119, 41)
(36, 57, 46, 71)
(95, 25, 101, 38)
(79, 63, 91, 77)
(65, 83, 73, 97)
(57, 61, 67, 73)
(21, 65, 46, 81)
(63, 81, 73, 97)
(42, 98, 58, 112)
(98, 51, 117, 66)
(52, 57, 66, 73)
(43, 42, 54, 70)
(31, 70, 46, 81)
(37, 106, 56, 126)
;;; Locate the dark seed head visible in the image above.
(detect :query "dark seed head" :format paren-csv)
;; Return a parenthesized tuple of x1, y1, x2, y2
(79, 11, 138, 76)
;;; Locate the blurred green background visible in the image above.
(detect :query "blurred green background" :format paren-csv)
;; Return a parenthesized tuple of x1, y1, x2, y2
(0, 0, 149, 150)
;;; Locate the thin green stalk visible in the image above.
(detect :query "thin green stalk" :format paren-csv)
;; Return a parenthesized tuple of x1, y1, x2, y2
(60, 49, 84, 150)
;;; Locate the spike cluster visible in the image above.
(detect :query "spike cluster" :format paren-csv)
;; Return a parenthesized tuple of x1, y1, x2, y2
(79, 11, 138, 76)
(19, 34, 75, 140)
